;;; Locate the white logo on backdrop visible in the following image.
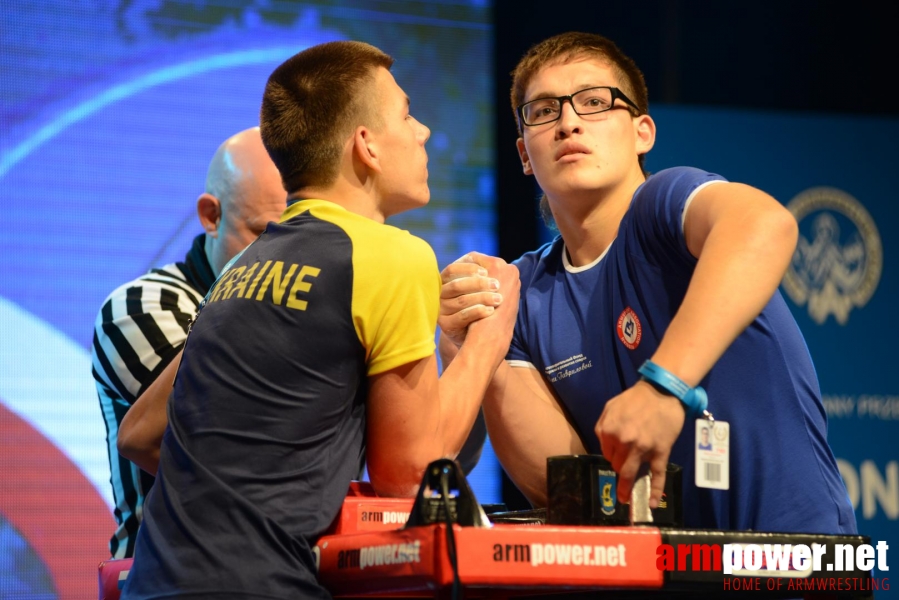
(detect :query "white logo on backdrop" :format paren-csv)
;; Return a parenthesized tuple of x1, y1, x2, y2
(782, 187, 882, 325)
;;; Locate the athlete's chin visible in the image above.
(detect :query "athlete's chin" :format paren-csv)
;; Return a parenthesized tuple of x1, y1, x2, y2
(546, 177, 607, 197)
(539, 166, 606, 190)
(414, 185, 431, 206)
(390, 189, 431, 216)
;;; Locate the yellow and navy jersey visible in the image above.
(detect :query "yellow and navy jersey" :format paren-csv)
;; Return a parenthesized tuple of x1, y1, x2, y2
(123, 200, 440, 600)
(203, 199, 440, 374)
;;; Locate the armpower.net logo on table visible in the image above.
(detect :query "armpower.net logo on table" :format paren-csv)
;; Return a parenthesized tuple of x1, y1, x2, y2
(657, 540, 890, 593)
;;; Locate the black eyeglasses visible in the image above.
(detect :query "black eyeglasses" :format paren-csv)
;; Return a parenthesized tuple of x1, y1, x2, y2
(517, 86, 641, 127)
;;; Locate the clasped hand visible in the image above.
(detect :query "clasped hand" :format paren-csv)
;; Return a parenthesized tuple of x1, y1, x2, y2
(438, 252, 519, 347)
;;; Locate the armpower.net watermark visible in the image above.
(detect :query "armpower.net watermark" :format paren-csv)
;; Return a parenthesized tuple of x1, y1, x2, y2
(657, 539, 890, 593)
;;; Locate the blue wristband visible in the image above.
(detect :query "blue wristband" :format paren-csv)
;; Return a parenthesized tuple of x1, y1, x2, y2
(638, 360, 708, 419)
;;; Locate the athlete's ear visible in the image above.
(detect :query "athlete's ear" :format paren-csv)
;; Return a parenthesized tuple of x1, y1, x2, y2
(353, 125, 382, 174)
(197, 193, 222, 238)
(516, 137, 533, 175)
(634, 113, 656, 157)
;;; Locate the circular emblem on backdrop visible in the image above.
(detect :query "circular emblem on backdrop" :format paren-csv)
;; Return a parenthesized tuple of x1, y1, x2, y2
(782, 187, 882, 325)
(616, 307, 642, 350)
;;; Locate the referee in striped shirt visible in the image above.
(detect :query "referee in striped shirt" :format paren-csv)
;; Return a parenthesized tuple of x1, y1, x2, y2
(91, 127, 287, 558)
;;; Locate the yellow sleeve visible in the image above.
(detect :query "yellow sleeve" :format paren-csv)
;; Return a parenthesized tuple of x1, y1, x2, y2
(350, 227, 440, 376)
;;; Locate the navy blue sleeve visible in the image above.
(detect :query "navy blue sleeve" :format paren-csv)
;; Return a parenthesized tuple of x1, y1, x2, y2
(506, 250, 538, 363)
(629, 166, 727, 267)
(506, 239, 560, 363)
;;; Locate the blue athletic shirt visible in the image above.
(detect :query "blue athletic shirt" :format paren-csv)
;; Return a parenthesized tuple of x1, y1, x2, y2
(508, 167, 856, 534)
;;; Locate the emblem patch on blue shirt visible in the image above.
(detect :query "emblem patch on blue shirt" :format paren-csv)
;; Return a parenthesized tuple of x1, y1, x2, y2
(616, 306, 642, 350)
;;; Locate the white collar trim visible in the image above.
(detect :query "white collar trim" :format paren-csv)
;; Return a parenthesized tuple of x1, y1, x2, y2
(562, 240, 612, 273)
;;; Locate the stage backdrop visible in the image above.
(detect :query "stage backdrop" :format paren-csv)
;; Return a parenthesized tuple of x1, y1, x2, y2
(0, 1, 498, 598)
(645, 105, 898, 595)
(3, 1, 895, 598)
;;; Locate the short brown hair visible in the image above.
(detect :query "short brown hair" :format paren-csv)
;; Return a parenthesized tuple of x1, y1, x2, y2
(260, 41, 394, 193)
(510, 32, 650, 228)
(511, 32, 648, 127)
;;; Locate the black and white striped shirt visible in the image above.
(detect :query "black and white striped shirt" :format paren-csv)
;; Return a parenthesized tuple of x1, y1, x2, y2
(91, 234, 215, 558)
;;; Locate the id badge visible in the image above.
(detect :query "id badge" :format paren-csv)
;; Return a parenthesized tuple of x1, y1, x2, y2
(695, 419, 729, 490)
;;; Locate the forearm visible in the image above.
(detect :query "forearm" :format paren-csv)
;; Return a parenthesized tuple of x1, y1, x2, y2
(433, 322, 510, 458)
(367, 319, 515, 497)
(437, 331, 459, 371)
(482, 362, 585, 506)
(366, 339, 505, 497)
(654, 197, 798, 385)
(368, 255, 519, 496)
(117, 351, 181, 474)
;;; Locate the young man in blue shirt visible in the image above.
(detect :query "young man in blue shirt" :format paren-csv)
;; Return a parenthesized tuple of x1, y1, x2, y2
(441, 32, 855, 535)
